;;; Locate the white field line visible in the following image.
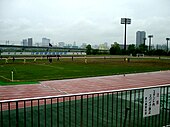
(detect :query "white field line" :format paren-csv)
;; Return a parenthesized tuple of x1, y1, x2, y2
(0, 75, 11, 81)
(40, 84, 68, 94)
(36, 63, 64, 69)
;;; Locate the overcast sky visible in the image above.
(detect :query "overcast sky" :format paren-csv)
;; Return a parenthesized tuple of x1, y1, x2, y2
(0, 0, 170, 46)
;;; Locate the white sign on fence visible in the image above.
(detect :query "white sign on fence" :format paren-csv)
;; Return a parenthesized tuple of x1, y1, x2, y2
(143, 88, 160, 117)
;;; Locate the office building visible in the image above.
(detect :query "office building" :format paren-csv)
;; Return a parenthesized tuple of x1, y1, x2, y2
(22, 39, 28, 46)
(136, 31, 146, 47)
(42, 38, 50, 46)
(58, 42, 65, 47)
(28, 38, 33, 46)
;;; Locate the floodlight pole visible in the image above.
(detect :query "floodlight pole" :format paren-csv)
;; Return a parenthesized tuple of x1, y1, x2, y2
(166, 38, 170, 52)
(121, 18, 131, 50)
(148, 35, 153, 51)
(143, 37, 146, 46)
(124, 19, 127, 50)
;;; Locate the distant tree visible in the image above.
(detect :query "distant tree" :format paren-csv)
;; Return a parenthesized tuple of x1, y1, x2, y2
(92, 49, 99, 55)
(110, 42, 120, 55)
(127, 44, 136, 55)
(139, 44, 148, 53)
(86, 44, 92, 55)
(153, 49, 167, 56)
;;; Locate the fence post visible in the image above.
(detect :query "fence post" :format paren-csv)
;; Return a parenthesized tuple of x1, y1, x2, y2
(16, 101, 19, 127)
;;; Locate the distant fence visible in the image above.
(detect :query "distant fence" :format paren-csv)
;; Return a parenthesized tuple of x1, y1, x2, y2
(0, 85, 170, 127)
(0, 52, 86, 56)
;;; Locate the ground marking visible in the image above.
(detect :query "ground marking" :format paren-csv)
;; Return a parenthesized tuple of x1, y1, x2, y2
(36, 63, 64, 69)
(0, 75, 11, 81)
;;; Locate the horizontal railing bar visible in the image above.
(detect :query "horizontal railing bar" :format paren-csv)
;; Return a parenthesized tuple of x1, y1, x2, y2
(0, 83, 170, 103)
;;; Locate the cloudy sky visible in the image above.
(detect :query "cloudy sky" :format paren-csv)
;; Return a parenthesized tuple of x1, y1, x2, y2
(0, 0, 170, 46)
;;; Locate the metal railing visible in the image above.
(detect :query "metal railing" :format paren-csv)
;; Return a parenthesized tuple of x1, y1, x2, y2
(0, 84, 170, 127)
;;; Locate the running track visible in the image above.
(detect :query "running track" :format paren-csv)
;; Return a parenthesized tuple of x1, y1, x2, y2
(0, 71, 170, 101)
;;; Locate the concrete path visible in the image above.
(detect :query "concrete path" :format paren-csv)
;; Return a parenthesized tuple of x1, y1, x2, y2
(0, 71, 170, 101)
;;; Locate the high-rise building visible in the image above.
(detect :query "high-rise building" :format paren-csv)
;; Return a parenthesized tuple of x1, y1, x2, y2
(99, 42, 109, 50)
(80, 43, 87, 49)
(42, 38, 50, 46)
(22, 39, 27, 46)
(73, 41, 76, 46)
(58, 42, 65, 47)
(136, 31, 146, 47)
(28, 38, 33, 46)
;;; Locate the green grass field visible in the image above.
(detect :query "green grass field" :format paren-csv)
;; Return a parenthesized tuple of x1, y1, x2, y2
(0, 57, 170, 85)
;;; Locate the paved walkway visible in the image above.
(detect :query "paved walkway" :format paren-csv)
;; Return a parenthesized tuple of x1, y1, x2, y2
(0, 71, 170, 101)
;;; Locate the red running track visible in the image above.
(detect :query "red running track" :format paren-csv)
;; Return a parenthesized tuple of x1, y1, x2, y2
(0, 71, 170, 101)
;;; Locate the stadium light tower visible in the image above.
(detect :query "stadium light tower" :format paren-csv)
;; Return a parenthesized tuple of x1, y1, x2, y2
(143, 37, 147, 46)
(148, 35, 153, 51)
(166, 38, 170, 52)
(121, 18, 131, 50)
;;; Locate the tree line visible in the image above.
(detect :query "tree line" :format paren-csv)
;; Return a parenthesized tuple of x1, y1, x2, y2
(86, 43, 170, 56)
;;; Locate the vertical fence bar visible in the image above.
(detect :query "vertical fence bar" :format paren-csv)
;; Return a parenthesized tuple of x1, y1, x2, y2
(81, 95, 83, 127)
(128, 90, 132, 127)
(133, 90, 136, 127)
(148, 114, 150, 126)
(120, 92, 123, 127)
(154, 87, 160, 127)
(132, 90, 136, 127)
(51, 98, 53, 127)
(111, 92, 114, 127)
(158, 87, 162, 127)
(75, 96, 77, 127)
(24, 101, 26, 127)
(137, 90, 140, 126)
(69, 97, 71, 127)
(106, 93, 109, 127)
(165, 86, 169, 126)
(57, 98, 59, 127)
(16, 101, 19, 127)
(102, 93, 104, 127)
(44, 99, 46, 127)
(86, 95, 88, 127)
(8, 102, 11, 127)
(116, 92, 118, 127)
(143, 89, 146, 127)
(169, 86, 170, 126)
(97, 94, 99, 127)
(38, 100, 40, 127)
(63, 97, 65, 127)
(92, 94, 94, 127)
(123, 91, 128, 127)
(162, 87, 165, 126)
(31, 100, 33, 127)
(155, 101, 158, 127)
(1, 103, 3, 127)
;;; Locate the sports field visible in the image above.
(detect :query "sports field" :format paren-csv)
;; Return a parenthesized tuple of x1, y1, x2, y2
(1, 56, 170, 127)
(0, 57, 170, 85)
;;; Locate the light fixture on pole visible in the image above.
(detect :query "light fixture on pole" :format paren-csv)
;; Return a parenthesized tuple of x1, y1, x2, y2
(121, 18, 131, 50)
(166, 38, 170, 52)
(148, 35, 153, 51)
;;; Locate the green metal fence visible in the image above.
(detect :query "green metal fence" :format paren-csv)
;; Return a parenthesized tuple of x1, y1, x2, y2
(0, 85, 170, 127)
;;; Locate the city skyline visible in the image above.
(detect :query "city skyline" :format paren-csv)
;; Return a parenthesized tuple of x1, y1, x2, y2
(0, 0, 170, 46)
